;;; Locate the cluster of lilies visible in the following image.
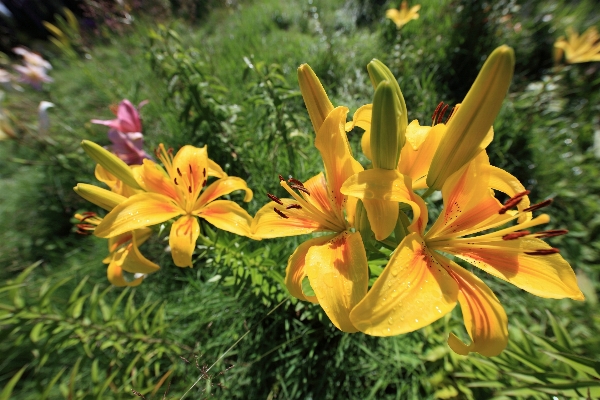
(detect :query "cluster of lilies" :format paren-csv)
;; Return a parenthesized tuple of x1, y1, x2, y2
(75, 45, 583, 357)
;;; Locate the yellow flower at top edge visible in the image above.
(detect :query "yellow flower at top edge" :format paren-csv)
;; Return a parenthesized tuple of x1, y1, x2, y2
(91, 143, 255, 268)
(386, 1, 420, 29)
(554, 26, 600, 64)
(349, 153, 583, 356)
(252, 64, 425, 332)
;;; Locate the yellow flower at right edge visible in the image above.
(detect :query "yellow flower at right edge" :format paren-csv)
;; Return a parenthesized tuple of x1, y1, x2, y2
(349, 152, 584, 357)
(386, 1, 421, 29)
(554, 26, 600, 64)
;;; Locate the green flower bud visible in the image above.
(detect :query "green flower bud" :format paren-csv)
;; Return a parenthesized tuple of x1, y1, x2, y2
(74, 183, 126, 211)
(371, 81, 401, 170)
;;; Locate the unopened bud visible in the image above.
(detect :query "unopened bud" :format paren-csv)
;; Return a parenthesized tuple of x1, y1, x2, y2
(426, 45, 515, 192)
(371, 81, 401, 169)
(74, 183, 126, 211)
(81, 140, 142, 190)
(298, 64, 334, 133)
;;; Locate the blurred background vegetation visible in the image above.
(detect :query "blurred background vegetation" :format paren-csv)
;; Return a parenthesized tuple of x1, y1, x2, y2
(0, 0, 599, 398)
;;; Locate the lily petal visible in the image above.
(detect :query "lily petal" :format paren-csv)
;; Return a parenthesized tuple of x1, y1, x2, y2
(169, 215, 200, 268)
(350, 233, 458, 335)
(107, 259, 144, 287)
(399, 122, 444, 189)
(361, 198, 398, 240)
(285, 235, 333, 303)
(446, 261, 508, 357)
(340, 168, 427, 236)
(447, 237, 584, 301)
(252, 198, 326, 239)
(315, 106, 364, 212)
(139, 159, 179, 201)
(115, 232, 161, 274)
(488, 165, 531, 222)
(208, 158, 227, 178)
(194, 176, 252, 210)
(172, 145, 209, 201)
(305, 231, 369, 333)
(345, 103, 372, 160)
(197, 200, 254, 238)
(95, 193, 183, 238)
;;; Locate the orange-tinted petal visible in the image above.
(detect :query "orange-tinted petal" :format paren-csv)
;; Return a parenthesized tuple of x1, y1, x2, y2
(172, 145, 209, 202)
(94, 193, 183, 238)
(139, 159, 179, 201)
(285, 235, 333, 303)
(305, 231, 369, 332)
(95, 164, 141, 198)
(169, 215, 200, 268)
(194, 176, 252, 210)
(447, 237, 584, 301)
(489, 165, 531, 222)
(252, 199, 325, 239)
(350, 233, 458, 336)
(446, 262, 508, 357)
(197, 200, 254, 238)
(116, 233, 160, 274)
(315, 106, 363, 212)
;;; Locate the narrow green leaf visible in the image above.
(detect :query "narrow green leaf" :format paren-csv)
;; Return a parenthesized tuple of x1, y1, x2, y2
(541, 351, 600, 379)
(30, 322, 45, 343)
(68, 277, 89, 304)
(41, 367, 66, 400)
(545, 310, 572, 350)
(0, 365, 28, 400)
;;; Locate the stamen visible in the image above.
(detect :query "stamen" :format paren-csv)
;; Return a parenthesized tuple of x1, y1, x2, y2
(523, 199, 553, 212)
(431, 101, 443, 125)
(502, 230, 530, 240)
(273, 208, 289, 218)
(288, 177, 304, 187)
(174, 178, 178, 185)
(81, 211, 96, 216)
(535, 229, 568, 238)
(525, 248, 560, 256)
(286, 204, 302, 210)
(498, 190, 531, 214)
(177, 168, 182, 177)
(267, 193, 284, 205)
(167, 147, 173, 155)
(291, 184, 310, 196)
(278, 174, 284, 182)
(437, 103, 449, 125)
(78, 214, 97, 223)
(446, 106, 456, 123)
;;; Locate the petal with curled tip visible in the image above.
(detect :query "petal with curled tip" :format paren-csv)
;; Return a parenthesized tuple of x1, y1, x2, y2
(107, 259, 144, 287)
(345, 104, 372, 160)
(116, 233, 161, 274)
(169, 215, 200, 268)
(298, 64, 334, 133)
(197, 200, 254, 238)
(488, 165, 531, 222)
(305, 231, 368, 333)
(208, 158, 227, 178)
(315, 106, 364, 212)
(340, 168, 427, 235)
(74, 183, 126, 211)
(285, 235, 333, 303)
(194, 177, 252, 211)
(350, 233, 458, 335)
(446, 237, 584, 301)
(446, 261, 508, 357)
(94, 193, 183, 238)
(361, 198, 398, 240)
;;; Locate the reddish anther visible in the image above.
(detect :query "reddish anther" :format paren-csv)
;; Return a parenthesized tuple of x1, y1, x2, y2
(286, 204, 302, 210)
(81, 211, 97, 217)
(203, 168, 206, 177)
(502, 230, 531, 240)
(288, 177, 304, 187)
(431, 101, 444, 125)
(267, 193, 284, 205)
(78, 214, 96, 223)
(274, 207, 289, 218)
(188, 186, 192, 193)
(202, 179, 207, 187)
(437, 103, 449, 125)
(498, 190, 531, 214)
(291, 184, 310, 196)
(525, 248, 560, 256)
(279, 174, 285, 182)
(174, 178, 178, 185)
(535, 229, 568, 238)
(177, 167, 182, 177)
(523, 199, 553, 212)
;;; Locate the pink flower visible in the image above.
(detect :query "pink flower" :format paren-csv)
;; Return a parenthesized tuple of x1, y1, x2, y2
(91, 99, 145, 134)
(92, 99, 151, 165)
(13, 47, 52, 70)
(14, 64, 53, 90)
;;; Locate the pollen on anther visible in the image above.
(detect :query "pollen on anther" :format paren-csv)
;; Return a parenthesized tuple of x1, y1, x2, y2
(502, 230, 530, 240)
(291, 184, 310, 196)
(523, 199, 553, 212)
(278, 174, 284, 182)
(286, 204, 302, 210)
(274, 208, 289, 218)
(525, 248, 560, 256)
(288, 177, 304, 187)
(267, 193, 284, 205)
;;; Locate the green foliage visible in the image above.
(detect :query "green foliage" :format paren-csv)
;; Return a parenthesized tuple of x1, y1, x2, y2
(0, 262, 190, 399)
(43, 8, 83, 60)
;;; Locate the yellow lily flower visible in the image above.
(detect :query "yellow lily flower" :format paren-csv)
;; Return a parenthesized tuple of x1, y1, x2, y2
(554, 26, 600, 64)
(93, 144, 254, 268)
(75, 212, 159, 287)
(252, 65, 425, 332)
(386, 1, 420, 29)
(350, 153, 583, 356)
